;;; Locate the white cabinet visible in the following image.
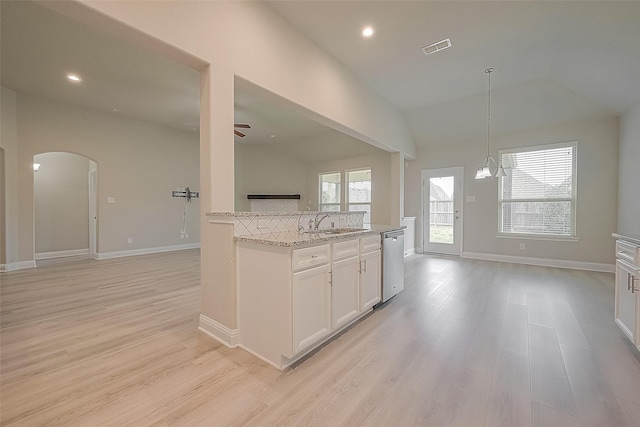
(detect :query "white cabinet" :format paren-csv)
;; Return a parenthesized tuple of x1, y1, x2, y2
(331, 256, 360, 330)
(614, 238, 640, 351)
(293, 264, 332, 354)
(331, 239, 361, 330)
(237, 233, 385, 369)
(359, 235, 381, 311)
(360, 249, 381, 311)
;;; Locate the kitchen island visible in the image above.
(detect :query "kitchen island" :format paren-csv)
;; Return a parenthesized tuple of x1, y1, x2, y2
(235, 221, 403, 369)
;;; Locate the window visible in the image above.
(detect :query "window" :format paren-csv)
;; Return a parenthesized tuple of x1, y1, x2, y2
(347, 169, 372, 225)
(319, 172, 341, 212)
(498, 142, 577, 238)
(319, 168, 372, 225)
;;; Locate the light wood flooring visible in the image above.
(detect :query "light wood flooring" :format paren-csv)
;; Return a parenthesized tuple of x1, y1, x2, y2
(1, 250, 640, 426)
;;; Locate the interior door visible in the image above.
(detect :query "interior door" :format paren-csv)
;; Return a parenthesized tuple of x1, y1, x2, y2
(422, 167, 463, 256)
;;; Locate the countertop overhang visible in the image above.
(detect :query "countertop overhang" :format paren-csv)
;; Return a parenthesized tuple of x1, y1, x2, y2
(613, 233, 640, 246)
(235, 225, 405, 248)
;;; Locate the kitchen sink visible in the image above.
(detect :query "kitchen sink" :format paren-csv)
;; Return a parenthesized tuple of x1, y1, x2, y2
(300, 228, 367, 236)
(321, 228, 367, 234)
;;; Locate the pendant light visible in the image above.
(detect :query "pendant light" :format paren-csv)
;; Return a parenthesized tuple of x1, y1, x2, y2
(475, 67, 506, 180)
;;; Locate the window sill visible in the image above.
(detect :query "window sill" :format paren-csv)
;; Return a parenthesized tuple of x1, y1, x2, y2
(495, 233, 580, 243)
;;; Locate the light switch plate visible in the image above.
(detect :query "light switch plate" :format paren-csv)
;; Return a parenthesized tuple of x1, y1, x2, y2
(107, 197, 115, 204)
(466, 195, 476, 202)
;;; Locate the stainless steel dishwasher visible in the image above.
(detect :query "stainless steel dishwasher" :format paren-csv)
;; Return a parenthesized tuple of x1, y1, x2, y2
(380, 229, 405, 303)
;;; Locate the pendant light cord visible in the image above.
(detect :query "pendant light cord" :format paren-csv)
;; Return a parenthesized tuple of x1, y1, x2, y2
(485, 67, 493, 159)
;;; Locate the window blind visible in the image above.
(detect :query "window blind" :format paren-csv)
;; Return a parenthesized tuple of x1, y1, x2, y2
(498, 142, 577, 237)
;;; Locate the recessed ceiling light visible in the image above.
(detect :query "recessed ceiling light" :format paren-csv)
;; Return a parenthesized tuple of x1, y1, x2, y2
(422, 38, 452, 56)
(111, 108, 119, 113)
(362, 26, 375, 38)
(270, 134, 276, 138)
(67, 74, 81, 82)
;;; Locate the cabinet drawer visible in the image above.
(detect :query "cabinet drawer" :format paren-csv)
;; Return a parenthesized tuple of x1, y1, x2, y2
(360, 235, 381, 253)
(292, 244, 330, 272)
(617, 240, 640, 267)
(332, 239, 360, 261)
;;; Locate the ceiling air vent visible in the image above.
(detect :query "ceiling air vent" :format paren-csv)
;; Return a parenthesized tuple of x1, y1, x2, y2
(422, 38, 452, 56)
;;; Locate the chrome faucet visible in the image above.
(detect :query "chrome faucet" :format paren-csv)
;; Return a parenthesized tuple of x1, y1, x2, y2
(314, 213, 330, 231)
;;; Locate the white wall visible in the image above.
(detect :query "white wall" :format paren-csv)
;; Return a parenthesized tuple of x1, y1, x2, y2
(234, 144, 307, 212)
(618, 102, 640, 235)
(406, 116, 619, 267)
(15, 92, 200, 258)
(0, 86, 20, 269)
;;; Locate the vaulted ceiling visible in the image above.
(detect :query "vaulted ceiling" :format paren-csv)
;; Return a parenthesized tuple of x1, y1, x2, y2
(267, 0, 640, 145)
(2, 1, 639, 155)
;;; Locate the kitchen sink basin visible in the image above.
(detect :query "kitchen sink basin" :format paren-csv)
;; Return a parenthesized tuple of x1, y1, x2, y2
(321, 228, 367, 234)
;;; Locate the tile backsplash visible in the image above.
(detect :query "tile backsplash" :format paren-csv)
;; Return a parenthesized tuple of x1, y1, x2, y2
(232, 211, 365, 237)
(249, 199, 299, 212)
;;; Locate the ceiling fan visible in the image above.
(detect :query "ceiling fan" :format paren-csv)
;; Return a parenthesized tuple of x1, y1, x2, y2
(234, 123, 250, 137)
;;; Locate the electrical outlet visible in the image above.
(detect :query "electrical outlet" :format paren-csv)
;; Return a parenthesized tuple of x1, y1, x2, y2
(519, 243, 525, 250)
(127, 237, 133, 244)
(185, 234, 189, 239)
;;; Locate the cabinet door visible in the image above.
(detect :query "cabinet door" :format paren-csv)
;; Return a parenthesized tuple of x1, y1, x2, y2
(293, 264, 331, 354)
(360, 250, 381, 311)
(615, 259, 639, 346)
(331, 256, 360, 330)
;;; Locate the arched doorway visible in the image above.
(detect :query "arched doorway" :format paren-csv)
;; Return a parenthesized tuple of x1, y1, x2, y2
(33, 152, 98, 262)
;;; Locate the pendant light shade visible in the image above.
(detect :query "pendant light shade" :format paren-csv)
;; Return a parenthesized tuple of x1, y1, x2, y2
(475, 67, 507, 180)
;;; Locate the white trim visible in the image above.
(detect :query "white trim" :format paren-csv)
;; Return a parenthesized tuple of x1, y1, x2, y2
(421, 166, 464, 257)
(96, 243, 200, 260)
(198, 314, 239, 348)
(496, 233, 580, 243)
(404, 248, 416, 257)
(35, 248, 89, 260)
(238, 345, 284, 370)
(1, 260, 37, 272)
(462, 251, 614, 273)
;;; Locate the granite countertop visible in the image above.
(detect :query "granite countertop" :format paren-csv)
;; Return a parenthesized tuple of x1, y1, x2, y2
(206, 210, 357, 217)
(235, 224, 405, 248)
(613, 233, 640, 246)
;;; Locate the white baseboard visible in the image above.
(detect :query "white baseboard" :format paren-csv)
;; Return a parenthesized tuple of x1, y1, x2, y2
(462, 251, 615, 273)
(404, 248, 416, 257)
(96, 243, 200, 260)
(1, 260, 37, 272)
(198, 314, 239, 348)
(35, 248, 89, 260)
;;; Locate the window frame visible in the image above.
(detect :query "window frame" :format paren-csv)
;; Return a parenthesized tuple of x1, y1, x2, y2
(497, 141, 579, 241)
(345, 167, 372, 226)
(318, 168, 373, 225)
(318, 171, 342, 212)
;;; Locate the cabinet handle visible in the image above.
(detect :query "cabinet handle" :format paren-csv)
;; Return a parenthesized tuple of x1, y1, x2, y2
(363, 260, 367, 273)
(328, 271, 332, 285)
(629, 273, 633, 291)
